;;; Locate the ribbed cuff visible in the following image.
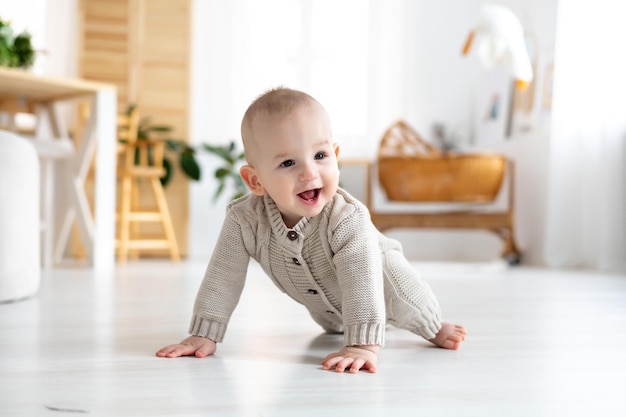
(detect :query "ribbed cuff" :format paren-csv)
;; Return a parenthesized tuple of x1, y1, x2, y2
(406, 304, 442, 340)
(344, 321, 385, 347)
(188, 315, 227, 343)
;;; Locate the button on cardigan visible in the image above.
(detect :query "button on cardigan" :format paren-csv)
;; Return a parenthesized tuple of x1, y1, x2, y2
(189, 188, 442, 347)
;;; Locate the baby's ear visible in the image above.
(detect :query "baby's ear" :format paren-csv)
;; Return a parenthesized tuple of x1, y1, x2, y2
(333, 143, 340, 159)
(240, 165, 265, 196)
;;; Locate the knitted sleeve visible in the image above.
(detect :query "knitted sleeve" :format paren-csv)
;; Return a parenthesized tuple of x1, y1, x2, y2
(188, 209, 251, 343)
(329, 205, 386, 347)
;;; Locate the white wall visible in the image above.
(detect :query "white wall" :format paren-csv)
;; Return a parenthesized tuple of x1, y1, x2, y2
(5, 0, 557, 265)
(188, 0, 558, 265)
(395, 0, 557, 264)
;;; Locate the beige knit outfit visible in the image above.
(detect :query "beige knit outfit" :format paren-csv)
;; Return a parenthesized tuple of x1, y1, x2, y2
(189, 188, 442, 347)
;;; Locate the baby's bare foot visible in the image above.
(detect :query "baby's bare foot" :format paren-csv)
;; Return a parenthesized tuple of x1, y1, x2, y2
(429, 322, 467, 350)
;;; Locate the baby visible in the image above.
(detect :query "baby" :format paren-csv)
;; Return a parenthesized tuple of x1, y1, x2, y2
(156, 87, 466, 373)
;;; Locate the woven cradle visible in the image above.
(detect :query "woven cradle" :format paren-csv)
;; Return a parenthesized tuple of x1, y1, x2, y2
(377, 120, 506, 202)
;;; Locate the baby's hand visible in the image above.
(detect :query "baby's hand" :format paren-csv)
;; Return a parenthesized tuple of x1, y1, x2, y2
(322, 345, 380, 373)
(156, 335, 217, 358)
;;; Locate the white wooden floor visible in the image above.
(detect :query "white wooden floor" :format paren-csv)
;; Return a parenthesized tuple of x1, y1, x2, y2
(1, 259, 625, 416)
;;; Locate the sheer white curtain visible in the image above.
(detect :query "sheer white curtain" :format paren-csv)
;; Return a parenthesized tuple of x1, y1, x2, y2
(189, 0, 408, 256)
(545, 0, 626, 272)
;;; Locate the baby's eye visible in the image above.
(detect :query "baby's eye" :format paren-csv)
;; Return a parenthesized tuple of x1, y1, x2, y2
(314, 152, 326, 160)
(280, 159, 295, 168)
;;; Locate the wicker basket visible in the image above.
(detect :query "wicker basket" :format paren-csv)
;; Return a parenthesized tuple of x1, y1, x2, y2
(377, 120, 506, 202)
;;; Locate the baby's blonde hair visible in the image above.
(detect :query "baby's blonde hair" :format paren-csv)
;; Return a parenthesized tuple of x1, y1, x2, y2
(240, 87, 320, 160)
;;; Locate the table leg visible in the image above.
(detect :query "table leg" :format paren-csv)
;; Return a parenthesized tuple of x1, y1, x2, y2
(53, 91, 117, 272)
(92, 90, 117, 272)
(52, 101, 95, 264)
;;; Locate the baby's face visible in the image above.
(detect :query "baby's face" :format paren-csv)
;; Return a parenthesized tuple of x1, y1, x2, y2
(244, 102, 340, 228)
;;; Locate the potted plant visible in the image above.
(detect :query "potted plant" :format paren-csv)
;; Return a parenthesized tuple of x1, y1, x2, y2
(200, 141, 247, 202)
(124, 106, 247, 201)
(0, 17, 36, 68)
(164, 139, 247, 201)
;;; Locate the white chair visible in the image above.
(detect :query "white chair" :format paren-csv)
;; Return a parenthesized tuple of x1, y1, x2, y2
(32, 137, 76, 268)
(1, 108, 76, 268)
(0, 130, 40, 302)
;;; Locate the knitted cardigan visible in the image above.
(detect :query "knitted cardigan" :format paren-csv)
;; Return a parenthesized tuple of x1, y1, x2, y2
(189, 188, 442, 347)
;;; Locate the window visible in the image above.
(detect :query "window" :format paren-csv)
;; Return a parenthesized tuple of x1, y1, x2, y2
(242, 0, 369, 138)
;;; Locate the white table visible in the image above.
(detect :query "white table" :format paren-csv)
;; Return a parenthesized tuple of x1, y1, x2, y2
(0, 67, 117, 272)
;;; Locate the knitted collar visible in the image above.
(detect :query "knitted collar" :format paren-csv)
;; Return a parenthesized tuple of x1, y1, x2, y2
(263, 193, 323, 240)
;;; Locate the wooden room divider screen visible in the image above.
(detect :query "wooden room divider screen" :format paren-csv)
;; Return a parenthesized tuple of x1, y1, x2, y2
(77, 0, 192, 258)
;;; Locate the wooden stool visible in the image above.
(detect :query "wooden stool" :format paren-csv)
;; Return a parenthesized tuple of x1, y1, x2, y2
(116, 108, 180, 263)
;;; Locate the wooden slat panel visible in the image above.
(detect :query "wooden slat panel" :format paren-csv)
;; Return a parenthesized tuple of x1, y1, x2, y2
(137, 0, 191, 255)
(77, 0, 191, 258)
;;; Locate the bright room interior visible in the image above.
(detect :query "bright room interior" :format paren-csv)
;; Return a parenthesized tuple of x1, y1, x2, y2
(0, 1, 625, 416)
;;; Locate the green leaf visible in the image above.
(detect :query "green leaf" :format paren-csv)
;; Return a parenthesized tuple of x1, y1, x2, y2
(202, 143, 219, 151)
(160, 157, 173, 187)
(180, 152, 201, 181)
(215, 167, 230, 179)
(165, 139, 180, 151)
(0, 19, 37, 69)
(13, 32, 35, 68)
(213, 182, 225, 202)
(203, 144, 231, 161)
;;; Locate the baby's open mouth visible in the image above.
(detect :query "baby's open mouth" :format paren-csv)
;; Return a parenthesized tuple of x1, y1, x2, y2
(297, 188, 321, 202)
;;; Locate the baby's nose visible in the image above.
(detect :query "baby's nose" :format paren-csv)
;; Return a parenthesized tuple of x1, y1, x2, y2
(299, 162, 319, 180)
